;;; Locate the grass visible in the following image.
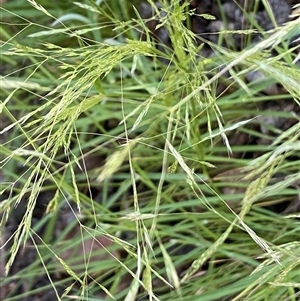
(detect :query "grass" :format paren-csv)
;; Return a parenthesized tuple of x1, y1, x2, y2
(1, 0, 300, 300)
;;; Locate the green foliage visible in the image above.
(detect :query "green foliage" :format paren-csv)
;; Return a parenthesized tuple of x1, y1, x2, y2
(1, 0, 299, 300)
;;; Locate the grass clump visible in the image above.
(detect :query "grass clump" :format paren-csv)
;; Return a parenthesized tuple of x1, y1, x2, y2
(1, 0, 299, 300)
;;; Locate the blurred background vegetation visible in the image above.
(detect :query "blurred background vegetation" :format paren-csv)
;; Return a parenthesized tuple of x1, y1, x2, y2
(1, 1, 299, 300)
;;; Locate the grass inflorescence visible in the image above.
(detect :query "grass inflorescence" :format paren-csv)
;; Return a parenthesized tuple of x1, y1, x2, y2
(1, 0, 299, 300)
